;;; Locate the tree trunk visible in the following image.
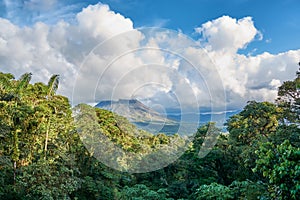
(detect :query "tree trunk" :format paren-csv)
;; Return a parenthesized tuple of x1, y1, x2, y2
(13, 161, 16, 185)
(44, 119, 50, 160)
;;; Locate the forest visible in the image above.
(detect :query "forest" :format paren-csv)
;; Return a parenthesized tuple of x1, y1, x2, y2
(0, 65, 299, 200)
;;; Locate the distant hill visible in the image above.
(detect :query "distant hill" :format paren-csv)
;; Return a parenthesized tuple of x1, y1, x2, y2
(95, 99, 241, 135)
(95, 99, 175, 124)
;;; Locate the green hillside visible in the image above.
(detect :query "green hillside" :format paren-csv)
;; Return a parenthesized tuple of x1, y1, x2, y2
(0, 67, 299, 199)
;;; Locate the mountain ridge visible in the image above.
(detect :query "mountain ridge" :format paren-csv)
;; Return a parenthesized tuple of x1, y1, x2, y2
(95, 99, 175, 124)
(95, 99, 241, 134)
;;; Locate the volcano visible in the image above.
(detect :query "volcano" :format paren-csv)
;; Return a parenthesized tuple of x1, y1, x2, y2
(95, 99, 175, 124)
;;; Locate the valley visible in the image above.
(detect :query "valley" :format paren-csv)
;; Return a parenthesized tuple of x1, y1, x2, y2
(95, 99, 240, 135)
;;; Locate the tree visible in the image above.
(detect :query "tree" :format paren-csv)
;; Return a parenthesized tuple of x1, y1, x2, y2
(2, 65, 300, 199)
(44, 74, 60, 159)
(227, 101, 281, 146)
(276, 64, 300, 123)
(195, 182, 234, 200)
(0, 72, 33, 184)
(120, 184, 173, 200)
(254, 140, 300, 199)
(193, 180, 268, 200)
(0, 72, 81, 199)
(224, 101, 282, 182)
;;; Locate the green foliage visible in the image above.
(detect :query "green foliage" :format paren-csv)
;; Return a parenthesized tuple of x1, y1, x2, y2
(74, 103, 186, 173)
(47, 74, 59, 98)
(254, 140, 300, 199)
(72, 175, 117, 200)
(120, 184, 173, 200)
(194, 180, 268, 200)
(0, 66, 299, 199)
(229, 180, 268, 200)
(224, 101, 283, 182)
(0, 72, 80, 199)
(94, 106, 178, 154)
(277, 67, 300, 122)
(270, 124, 300, 146)
(195, 182, 234, 200)
(17, 160, 80, 200)
(227, 101, 281, 145)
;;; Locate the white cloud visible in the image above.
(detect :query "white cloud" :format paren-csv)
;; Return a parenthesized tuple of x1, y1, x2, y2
(192, 16, 300, 109)
(270, 79, 281, 89)
(0, 3, 143, 104)
(0, 5, 299, 111)
(195, 16, 259, 53)
(76, 4, 134, 39)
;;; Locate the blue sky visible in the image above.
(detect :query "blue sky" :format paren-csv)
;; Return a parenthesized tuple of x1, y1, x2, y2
(1, 0, 300, 54)
(101, 0, 300, 54)
(0, 0, 299, 111)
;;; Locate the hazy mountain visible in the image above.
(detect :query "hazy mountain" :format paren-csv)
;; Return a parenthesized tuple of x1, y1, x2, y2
(95, 99, 175, 124)
(95, 99, 241, 134)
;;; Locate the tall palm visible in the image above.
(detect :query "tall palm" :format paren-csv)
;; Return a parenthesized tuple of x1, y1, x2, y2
(47, 74, 59, 99)
(44, 75, 60, 159)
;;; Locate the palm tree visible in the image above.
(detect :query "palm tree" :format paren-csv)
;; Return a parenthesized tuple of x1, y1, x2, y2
(47, 74, 59, 99)
(44, 75, 59, 159)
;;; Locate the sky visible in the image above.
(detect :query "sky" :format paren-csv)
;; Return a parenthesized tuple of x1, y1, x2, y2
(0, 0, 299, 111)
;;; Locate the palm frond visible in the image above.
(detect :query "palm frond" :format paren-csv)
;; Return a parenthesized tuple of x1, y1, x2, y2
(16, 72, 32, 92)
(0, 76, 12, 91)
(47, 74, 60, 97)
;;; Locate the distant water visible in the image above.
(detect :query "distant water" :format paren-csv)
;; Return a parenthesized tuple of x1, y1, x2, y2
(133, 121, 198, 135)
(133, 110, 240, 135)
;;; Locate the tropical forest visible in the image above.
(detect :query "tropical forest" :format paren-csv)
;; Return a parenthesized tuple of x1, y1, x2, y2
(0, 65, 299, 200)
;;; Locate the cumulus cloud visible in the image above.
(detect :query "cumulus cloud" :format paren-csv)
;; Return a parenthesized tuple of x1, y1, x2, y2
(195, 16, 261, 53)
(193, 15, 299, 109)
(76, 4, 134, 39)
(0, 4, 299, 111)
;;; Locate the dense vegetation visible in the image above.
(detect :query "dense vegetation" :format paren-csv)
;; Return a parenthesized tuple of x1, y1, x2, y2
(0, 66, 299, 199)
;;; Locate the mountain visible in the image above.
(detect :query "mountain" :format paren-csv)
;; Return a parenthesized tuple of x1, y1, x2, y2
(95, 99, 241, 135)
(95, 99, 175, 124)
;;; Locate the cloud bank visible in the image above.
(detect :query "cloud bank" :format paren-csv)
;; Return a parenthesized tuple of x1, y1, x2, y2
(0, 3, 299, 111)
